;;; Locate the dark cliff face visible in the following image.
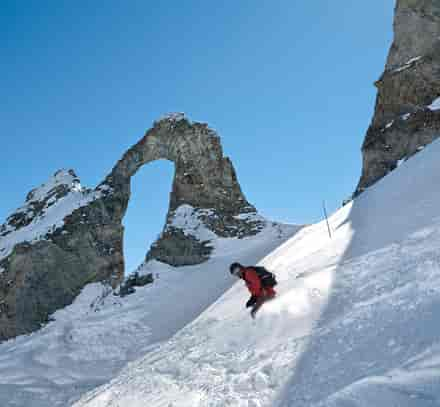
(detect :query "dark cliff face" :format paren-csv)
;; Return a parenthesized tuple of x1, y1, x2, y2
(0, 114, 263, 341)
(355, 0, 440, 195)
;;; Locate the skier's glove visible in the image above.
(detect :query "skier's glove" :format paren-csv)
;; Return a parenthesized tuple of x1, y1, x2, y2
(246, 296, 257, 308)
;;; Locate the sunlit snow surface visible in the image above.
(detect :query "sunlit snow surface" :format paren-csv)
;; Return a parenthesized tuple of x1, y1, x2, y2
(0, 218, 299, 407)
(73, 138, 440, 407)
(4, 137, 440, 406)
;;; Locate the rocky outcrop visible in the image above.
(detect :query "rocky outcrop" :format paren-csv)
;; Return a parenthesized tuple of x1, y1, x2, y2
(0, 170, 125, 340)
(118, 272, 154, 297)
(355, 0, 440, 195)
(0, 114, 263, 341)
(101, 113, 262, 266)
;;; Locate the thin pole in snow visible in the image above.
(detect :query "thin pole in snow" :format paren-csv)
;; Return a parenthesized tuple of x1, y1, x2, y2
(323, 200, 332, 239)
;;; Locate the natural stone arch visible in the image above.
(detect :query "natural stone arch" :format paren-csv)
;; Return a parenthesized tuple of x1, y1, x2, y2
(102, 114, 252, 225)
(98, 114, 261, 267)
(0, 114, 263, 341)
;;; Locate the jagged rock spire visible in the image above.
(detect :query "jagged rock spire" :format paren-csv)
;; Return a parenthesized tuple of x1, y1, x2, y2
(355, 0, 440, 195)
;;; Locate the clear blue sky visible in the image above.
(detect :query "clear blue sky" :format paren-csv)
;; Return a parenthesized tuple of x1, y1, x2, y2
(1, 1, 394, 272)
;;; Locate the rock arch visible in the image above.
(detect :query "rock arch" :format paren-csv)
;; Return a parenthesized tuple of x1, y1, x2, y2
(98, 114, 261, 267)
(102, 114, 253, 226)
(0, 114, 263, 340)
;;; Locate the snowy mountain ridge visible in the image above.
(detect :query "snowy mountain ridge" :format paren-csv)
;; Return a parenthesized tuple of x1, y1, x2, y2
(0, 169, 108, 264)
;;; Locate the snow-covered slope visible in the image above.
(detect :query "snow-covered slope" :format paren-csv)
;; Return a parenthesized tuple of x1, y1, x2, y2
(0, 220, 298, 407)
(74, 138, 440, 407)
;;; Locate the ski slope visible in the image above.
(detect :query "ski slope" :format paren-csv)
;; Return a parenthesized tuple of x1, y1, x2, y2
(74, 138, 440, 407)
(0, 217, 298, 407)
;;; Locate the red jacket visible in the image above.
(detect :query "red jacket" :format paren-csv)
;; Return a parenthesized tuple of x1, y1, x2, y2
(242, 267, 263, 297)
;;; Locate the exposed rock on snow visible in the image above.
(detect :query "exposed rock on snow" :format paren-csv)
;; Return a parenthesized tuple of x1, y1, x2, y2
(0, 114, 263, 341)
(117, 271, 154, 297)
(355, 0, 440, 195)
(0, 169, 81, 239)
(0, 169, 124, 342)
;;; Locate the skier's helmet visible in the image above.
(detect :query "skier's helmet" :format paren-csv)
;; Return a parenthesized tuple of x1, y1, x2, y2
(229, 262, 243, 275)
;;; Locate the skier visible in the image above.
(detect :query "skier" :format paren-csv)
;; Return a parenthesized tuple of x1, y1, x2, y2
(229, 262, 277, 318)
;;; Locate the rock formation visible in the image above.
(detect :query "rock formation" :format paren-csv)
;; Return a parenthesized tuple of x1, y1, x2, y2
(0, 114, 263, 341)
(101, 113, 262, 266)
(355, 0, 440, 195)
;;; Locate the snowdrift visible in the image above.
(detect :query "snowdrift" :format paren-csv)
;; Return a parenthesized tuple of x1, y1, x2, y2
(74, 138, 440, 407)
